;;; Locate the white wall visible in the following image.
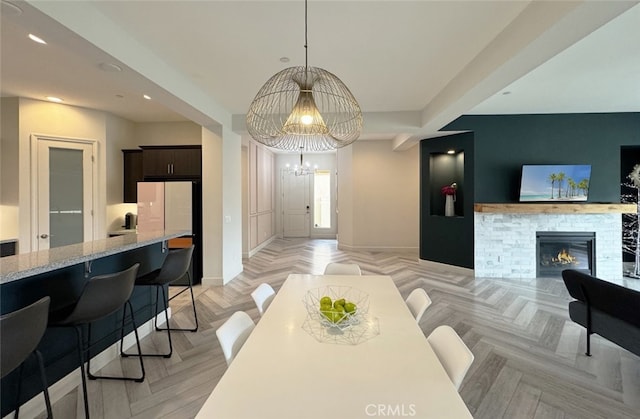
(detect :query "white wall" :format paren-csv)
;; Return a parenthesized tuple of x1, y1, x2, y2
(200, 126, 243, 286)
(133, 121, 202, 146)
(336, 146, 354, 245)
(275, 152, 337, 239)
(201, 127, 222, 285)
(247, 140, 276, 253)
(337, 140, 419, 253)
(241, 145, 249, 255)
(222, 127, 243, 283)
(17, 98, 107, 252)
(1, 98, 19, 241)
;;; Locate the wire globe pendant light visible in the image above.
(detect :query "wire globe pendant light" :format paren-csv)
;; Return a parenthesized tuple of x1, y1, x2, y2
(246, 0, 362, 152)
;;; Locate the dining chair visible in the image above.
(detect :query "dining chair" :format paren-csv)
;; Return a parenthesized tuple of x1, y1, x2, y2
(427, 325, 474, 391)
(215, 311, 256, 367)
(323, 262, 362, 275)
(1, 297, 53, 419)
(405, 288, 432, 323)
(251, 283, 276, 317)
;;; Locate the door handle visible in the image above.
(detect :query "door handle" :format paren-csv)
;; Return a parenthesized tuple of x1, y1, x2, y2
(40, 234, 49, 239)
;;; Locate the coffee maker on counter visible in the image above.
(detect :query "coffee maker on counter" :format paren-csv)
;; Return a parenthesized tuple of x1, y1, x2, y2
(124, 212, 137, 230)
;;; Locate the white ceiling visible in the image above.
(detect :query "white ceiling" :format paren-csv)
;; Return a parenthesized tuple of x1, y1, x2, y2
(2, 0, 639, 150)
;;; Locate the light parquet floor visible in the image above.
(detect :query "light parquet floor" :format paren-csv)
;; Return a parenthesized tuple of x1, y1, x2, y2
(42, 239, 640, 419)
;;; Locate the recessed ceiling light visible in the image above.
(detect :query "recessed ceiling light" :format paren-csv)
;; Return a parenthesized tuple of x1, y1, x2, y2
(143, 94, 151, 100)
(28, 34, 47, 44)
(99, 62, 122, 72)
(280, 57, 290, 63)
(46, 96, 63, 103)
(447, 149, 455, 154)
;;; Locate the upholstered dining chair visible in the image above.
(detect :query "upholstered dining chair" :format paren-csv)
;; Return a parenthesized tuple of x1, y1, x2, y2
(251, 283, 276, 317)
(323, 262, 362, 275)
(405, 288, 432, 323)
(1, 296, 53, 419)
(427, 325, 474, 391)
(215, 311, 256, 367)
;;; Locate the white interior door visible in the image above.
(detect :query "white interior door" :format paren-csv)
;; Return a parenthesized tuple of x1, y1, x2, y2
(36, 138, 94, 250)
(283, 172, 310, 237)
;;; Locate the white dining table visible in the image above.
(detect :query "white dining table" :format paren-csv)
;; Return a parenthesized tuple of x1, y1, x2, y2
(196, 274, 473, 419)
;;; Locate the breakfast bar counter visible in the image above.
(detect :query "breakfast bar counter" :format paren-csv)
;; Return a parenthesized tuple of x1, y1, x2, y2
(1, 230, 186, 284)
(0, 231, 186, 417)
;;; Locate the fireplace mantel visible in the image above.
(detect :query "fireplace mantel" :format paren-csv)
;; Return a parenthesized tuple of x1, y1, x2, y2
(474, 203, 636, 214)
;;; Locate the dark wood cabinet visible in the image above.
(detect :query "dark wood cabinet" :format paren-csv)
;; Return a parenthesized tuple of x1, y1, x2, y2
(122, 149, 143, 203)
(140, 145, 201, 179)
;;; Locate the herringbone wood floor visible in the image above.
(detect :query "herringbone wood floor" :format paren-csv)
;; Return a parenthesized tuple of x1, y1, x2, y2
(43, 239, 640, 419)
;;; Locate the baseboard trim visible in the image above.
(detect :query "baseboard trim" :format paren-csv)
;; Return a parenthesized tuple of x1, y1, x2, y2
(202, 276, 224, 286)
(337, 242, 419, 254)
(418, 258, 475, 275)
(245, 236, 277, 259)
(310, 233, 337, 239)
(14, 309, 171, 419)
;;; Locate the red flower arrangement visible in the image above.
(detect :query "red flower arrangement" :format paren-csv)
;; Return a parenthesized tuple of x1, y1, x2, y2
(441, 182, 457, 196)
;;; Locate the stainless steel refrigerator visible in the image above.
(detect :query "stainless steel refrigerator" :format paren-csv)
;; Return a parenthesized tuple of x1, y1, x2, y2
(137, 181, 202, 284)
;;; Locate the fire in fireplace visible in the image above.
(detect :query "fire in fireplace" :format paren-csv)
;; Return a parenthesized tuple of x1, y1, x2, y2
(536, 232, 595, 277)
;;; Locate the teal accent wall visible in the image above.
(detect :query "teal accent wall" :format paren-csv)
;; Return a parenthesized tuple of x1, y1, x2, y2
(443, 113, 640, 203)
(420, 112, 640, 269)
(420, 132, 474, 268)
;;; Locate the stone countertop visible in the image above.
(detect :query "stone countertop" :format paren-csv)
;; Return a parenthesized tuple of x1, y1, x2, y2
(109, 229, 138, 236)
(0, 230, 187, 284)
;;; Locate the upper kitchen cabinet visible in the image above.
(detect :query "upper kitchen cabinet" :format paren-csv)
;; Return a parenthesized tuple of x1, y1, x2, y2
(123, 149, 143, 203)
(141, 145, 202, 179)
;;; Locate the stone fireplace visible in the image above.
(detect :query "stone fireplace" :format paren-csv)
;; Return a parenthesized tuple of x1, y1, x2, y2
(473, 203, 634, 279)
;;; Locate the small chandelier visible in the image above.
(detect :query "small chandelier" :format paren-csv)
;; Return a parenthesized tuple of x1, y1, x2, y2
(285, 147, 317, 176)
(246, 0, 362, 152)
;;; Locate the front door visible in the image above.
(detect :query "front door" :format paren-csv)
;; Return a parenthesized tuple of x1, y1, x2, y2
(35, 137, 95, 250)
(282, 171, 310, 237)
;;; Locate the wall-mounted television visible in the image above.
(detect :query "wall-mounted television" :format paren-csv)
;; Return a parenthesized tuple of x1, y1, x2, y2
(519, 164, 591, 202)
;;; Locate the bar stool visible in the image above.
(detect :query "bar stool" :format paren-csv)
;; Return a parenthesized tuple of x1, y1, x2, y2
(123, 245, 198, 358)
(1, 297, 53, 419)
(48, 264, 144, 419)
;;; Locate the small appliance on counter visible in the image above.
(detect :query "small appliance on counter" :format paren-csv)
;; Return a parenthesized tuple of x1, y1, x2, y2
(124, 212, 137, 230)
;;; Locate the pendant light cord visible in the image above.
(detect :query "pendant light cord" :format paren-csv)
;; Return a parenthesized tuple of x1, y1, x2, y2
(304, 0, 308, 71)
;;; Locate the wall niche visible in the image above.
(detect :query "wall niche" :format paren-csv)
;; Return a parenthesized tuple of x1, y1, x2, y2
(430, 151, 465, 217)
